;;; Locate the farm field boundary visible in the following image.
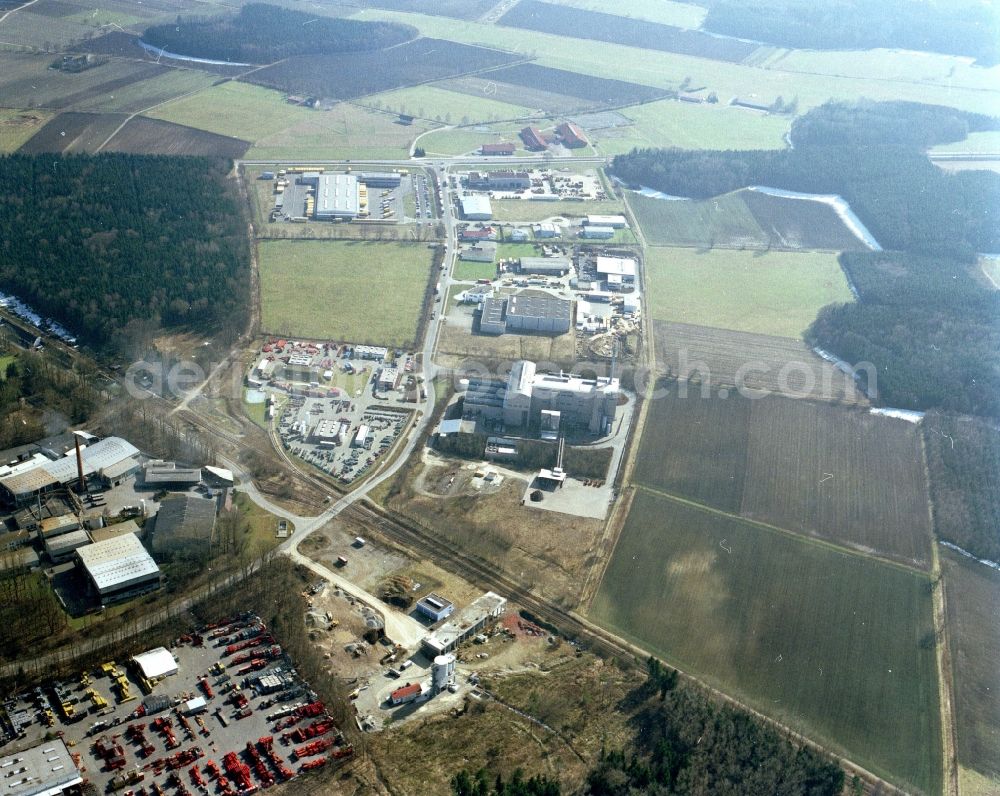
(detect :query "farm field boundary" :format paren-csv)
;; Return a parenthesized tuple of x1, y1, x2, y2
(589, 489, 942, 794)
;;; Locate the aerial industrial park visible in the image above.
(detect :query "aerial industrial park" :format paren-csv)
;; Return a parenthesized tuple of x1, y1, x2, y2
(0, 1, 995, 795)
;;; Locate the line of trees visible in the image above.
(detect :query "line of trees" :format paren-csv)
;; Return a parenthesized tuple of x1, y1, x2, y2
(143, 4, 415, 64)
(611, 100, 1000, 415)
(702, 0, 999, 65)
(0, 153, 251, 353)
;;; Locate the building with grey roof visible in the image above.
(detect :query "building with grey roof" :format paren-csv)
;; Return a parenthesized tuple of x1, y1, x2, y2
(141, 461, 202, 489)
(44, 529, 91, 563)
(477, 295, 572, 336)
(151, 493, 216, 555)
(422, 592, 507, 655)
(0, 738, 81, 796)
(516, 257, 572, 276)
(77, 533, 161, 605)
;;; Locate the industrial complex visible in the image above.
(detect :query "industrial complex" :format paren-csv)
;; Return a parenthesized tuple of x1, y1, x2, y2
(464, 360, 621, 436)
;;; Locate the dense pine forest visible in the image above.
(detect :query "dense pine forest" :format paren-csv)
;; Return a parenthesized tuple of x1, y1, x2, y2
(702, 0, 999, 65)
(924, 414, 1000, 561)
(0, 153, 250, 351)
(452, 659, 844, 796)
(612, 101, 1000, 416)
(143, 4, 415, 64)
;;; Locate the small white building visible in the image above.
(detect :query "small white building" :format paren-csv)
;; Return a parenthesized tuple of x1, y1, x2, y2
(533, 222, 559, 238)
(353, 425, 370, 448)
(585, 214, 628, 228)
(508, 227, 529, 242)
(415, 592, 455, 622)
(378, 368, 400, 391)
(133, 647, 179, 681)
(580, 225, 614, 239)
(389, 682, 425, 706)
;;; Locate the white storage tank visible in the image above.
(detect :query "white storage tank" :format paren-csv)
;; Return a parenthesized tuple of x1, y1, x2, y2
(432, 654, 456, 693)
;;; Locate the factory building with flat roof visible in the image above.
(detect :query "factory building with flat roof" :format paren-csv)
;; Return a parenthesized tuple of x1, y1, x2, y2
(0, 436, 140, 506)
(305, 173, 360, 220)
(466, 170, 531, 191)
(465, 360, 620, 435)
(459, 242, 497, 263)
(77, 533, 161, 605)
(460, 195, 493, 220)
(0, 738, 81, 796)
(585, 214, 628, 228)
(478, 295, 572, 336)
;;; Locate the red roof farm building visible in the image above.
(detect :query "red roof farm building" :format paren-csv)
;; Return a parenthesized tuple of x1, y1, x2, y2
(556, 122, 589, 148)
(519, 126, 548, 151)
(480, 142, 516, 156)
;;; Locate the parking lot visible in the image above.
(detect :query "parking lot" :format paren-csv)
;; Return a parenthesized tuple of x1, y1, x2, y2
(0, 614, 350, 794)
(410, 173, 435, 221)
(279, 400, 410, 485)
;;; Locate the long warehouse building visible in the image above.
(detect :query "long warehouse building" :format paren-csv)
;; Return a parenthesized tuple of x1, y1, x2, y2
(77, 532, 162, 605)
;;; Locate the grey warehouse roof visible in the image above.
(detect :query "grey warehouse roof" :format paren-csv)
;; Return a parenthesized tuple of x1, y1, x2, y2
(77, 533, 160, 594)
(506, 294, 571, 323)
(0, 738, 81, 796)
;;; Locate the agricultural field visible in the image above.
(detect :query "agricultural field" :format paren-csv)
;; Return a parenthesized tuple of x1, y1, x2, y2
(740, 396, 934, 569)
(354, 9, 1000, 116)
(482, 63, 668, 107)
(0, 52, 171, 110)
(437, 75, 597, 115)
(103, 117, 250, 158)
(589, 99, 791, 155)
(500, 1, 759, 63)
(633, 390, 933, 569)
(489, 199, 626, 223)
(67, 68, 215, 114)
(628, 188, 870, 250)
(257, 240, 433, 347)
(17, 111, 125, 153)
(0, 110, 53, 153)
(244, 38, 522, 102)
(248, 103, 434, 161)
(590, 491, 941, 794)
(652, 320, 864, 404)
(553, 0, 707, 29)
(942, 550, 1000, 794)
(643, 247, 854, 339)
(358, 83, 538, 124)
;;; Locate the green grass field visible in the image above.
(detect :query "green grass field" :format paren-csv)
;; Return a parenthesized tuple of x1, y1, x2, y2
(147, 82, 306, 140)
(258, 240, 432, 346)
(644, 247, 853, 338)
(490, 199, 625, 223)
(943, 550, 1000, 793)
(590, 490, 942, 794)
(359, 84, 537, 124)
(592, 100, 791, 156)
(417, 124, 527, 156)
(0, 109, 52, 153)
(249, 103, 433, 161)
(452, 260, 497, 280)
(353, 9, 1000, 116)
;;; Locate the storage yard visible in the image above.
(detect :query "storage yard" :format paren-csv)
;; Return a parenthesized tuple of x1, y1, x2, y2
(0, 614, 351, 795)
